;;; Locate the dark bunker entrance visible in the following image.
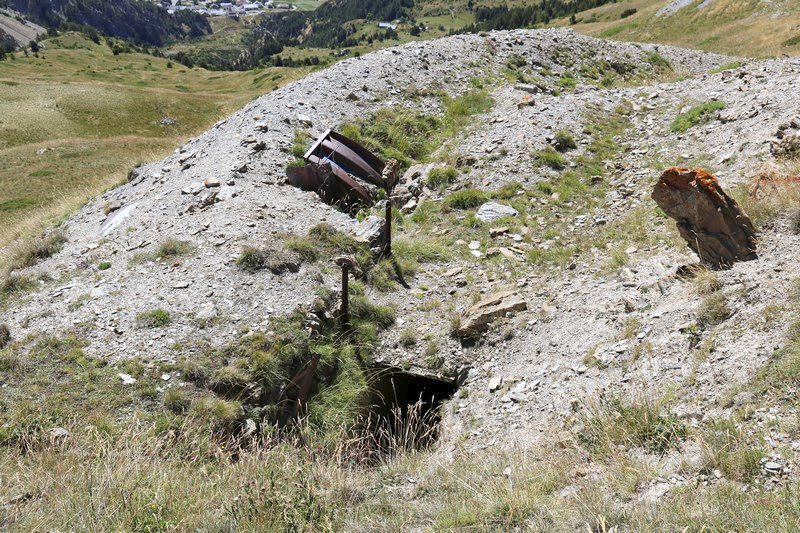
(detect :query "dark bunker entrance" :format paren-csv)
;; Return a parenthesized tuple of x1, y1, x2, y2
(365, 365, 458, 451)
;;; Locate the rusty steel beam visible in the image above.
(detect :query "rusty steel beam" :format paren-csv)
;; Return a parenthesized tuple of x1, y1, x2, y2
(305, 129, 385, 185)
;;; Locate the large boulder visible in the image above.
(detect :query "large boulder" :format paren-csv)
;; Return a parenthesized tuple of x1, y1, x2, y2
(458, 290, 527, 337)
(651, 167, 757, 269)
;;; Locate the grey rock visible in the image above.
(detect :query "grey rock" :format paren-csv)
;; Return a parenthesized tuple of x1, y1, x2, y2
(48, 427, 70, 440)
(459, 291, 527, 337)
(195, 303, 218, 322)
(117, 373, 136, 385)
(476, 202, 519, 223)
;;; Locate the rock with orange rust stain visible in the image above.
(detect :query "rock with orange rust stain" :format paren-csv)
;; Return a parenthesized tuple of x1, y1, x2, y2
(652, 167, 757, 269)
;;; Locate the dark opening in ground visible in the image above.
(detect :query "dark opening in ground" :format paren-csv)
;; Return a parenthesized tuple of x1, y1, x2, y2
(365, 365, 458, 452)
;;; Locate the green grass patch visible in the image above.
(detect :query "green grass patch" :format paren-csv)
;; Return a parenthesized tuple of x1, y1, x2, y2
(443, 189, 489, 210)
(710, 61, 743, 74)
(0, 333, 165, 447)
(670, 101, 726, 133)
(237, 245, 301, 274)
(154, 239, 193, 259)
(291, 129, 311, 158)
(0, 198, 38, 212)
(556, 74, 577, 90)
(427, 165, 458, 189)
(579, 397, 688, 456)
(783, 34, 800, 47)
(644, 51, 672, 71)
(534, 145, 567, 170)
(697, 292, 731, 327)
(554, 129, 576, 152)
(339, 90, 494, 172)
(136, 309, 172, 329)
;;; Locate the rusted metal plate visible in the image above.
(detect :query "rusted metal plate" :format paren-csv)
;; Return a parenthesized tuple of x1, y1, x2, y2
(287, 129, 386, 209)
(277, 353, 321, 427)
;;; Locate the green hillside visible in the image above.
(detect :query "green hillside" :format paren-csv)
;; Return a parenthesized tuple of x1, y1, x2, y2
(0, 32, 313, 250)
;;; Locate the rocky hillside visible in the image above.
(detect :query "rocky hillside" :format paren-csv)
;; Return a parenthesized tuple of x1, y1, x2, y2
(4, 27, 800, 528)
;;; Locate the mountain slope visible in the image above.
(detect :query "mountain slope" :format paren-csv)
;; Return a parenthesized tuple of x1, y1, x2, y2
(0, 0, 211, 46)
(563, 0, 800, 57)
(3, 28, 800, 529)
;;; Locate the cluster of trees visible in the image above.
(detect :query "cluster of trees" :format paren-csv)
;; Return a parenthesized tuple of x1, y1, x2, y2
(0, 28, 16, 57)
(458, 0, 617, 32)
(0, 0, 211, 46)
(252, 0, 412, 49)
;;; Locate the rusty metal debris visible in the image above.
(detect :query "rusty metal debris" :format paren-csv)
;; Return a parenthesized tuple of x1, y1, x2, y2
(286, 129, 391, 210)
(277, 353, 321, 428)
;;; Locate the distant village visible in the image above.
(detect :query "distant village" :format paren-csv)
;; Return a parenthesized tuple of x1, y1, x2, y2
(160, 0, 296, 17)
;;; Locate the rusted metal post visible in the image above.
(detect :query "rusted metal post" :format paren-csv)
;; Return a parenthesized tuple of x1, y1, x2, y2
(341, 262, 349, 328)
(335, 256, 357, 330)
(384, 199, 392, 257)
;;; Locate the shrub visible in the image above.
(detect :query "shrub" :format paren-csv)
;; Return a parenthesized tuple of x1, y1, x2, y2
(427, 166, 458, 189)
(554, 129, 577, 152)
(155, 239, 193, 259)
(0, 323, 10, 349)
(535, 145, 567, 170)
(444, 189, 489, 210)
(98, 261, 112, 270)
(620, 8, 637, 18)
(136, 309, 172, 329)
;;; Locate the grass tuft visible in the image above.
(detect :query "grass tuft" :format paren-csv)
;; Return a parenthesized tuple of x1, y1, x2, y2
(553, 130, 577, 152)
(443, 189, 489, 210)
